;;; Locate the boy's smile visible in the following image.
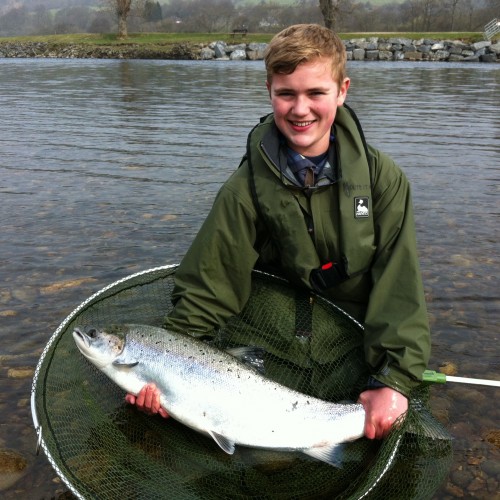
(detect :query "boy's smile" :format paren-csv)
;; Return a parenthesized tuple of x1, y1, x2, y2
(267, 57, 349, 157)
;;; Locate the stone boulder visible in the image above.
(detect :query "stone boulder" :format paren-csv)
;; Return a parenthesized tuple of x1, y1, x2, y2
(246, 42, 267, 61)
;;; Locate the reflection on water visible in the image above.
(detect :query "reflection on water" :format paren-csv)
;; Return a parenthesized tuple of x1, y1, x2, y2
(0, 59, 498, 499)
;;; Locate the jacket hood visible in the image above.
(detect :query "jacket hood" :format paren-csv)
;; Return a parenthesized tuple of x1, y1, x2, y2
(251, 105, 369, 190)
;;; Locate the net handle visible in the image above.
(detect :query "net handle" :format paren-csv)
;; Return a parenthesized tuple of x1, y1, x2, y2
(423, 369, 500, 387)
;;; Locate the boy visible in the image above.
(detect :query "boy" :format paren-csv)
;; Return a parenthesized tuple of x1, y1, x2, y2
(128, 24, 430, 440)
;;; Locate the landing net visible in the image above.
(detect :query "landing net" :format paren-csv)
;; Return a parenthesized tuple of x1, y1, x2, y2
(31, 265, 452, 499)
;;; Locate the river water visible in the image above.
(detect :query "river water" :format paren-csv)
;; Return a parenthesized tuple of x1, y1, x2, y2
(0, 58, 498, 498)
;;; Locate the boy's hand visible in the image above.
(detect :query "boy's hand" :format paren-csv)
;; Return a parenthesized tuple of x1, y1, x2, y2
(358, 387, 408, 439)
(125, 383, 170, 419)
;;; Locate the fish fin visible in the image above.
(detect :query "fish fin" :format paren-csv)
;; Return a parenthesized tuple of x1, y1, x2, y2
(208, 431, 236, 455)
(225, 346, 266, 374)
(112, 356, 139, 368)
(302, 443, 345, 468)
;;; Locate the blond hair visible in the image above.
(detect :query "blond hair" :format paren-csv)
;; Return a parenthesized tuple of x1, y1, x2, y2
(264, 24, 347, 86)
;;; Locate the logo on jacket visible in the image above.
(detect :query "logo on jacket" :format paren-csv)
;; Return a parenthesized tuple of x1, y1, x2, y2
(354, 197, 369, 218)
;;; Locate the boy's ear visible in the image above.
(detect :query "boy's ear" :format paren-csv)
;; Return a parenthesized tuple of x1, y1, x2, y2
(266, 80, 271, 97)
(337, 77, 350, 106)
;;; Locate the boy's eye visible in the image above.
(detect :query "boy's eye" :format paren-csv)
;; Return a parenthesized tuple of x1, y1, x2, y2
(275, 90, 326, 97)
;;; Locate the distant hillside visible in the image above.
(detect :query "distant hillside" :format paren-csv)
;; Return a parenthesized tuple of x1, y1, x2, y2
(5, 0, 405, 10)
(233, 0, 404, 5)
(3, 0, 492, 38)
(1, 0, 95, 14)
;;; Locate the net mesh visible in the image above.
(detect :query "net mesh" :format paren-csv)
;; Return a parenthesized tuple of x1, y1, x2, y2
(32, 266, 452, 499)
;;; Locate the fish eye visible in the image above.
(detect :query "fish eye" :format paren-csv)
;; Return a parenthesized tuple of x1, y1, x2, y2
(87, 328, 97, 338)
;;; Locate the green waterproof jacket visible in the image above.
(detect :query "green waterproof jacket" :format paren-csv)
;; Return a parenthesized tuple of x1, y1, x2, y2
(164, 105, 431, 396)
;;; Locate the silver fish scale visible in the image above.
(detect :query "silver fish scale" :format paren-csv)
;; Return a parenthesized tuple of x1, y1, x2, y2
(119, 324, 365, 454)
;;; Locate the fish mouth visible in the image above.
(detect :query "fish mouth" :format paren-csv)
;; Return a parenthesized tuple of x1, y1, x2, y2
(73, 326, 97, 349)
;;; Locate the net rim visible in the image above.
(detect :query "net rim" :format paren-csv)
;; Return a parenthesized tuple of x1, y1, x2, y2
(30, 264, 400, 500)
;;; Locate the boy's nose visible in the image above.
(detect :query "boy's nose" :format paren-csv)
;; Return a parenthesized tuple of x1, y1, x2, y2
(292, 95, 310, 116)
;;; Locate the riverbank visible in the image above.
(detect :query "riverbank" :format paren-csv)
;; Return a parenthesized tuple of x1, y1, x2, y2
(1, 37, 499, 62)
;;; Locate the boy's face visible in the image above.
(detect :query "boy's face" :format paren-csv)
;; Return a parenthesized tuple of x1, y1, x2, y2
(266, 57, 349, 157)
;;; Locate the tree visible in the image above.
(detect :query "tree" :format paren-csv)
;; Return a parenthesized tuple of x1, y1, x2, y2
(447, 0, 461, 30)
(143, 0, 162, 23)
(419, 0, 438, 31)
(115, 0, 132, 38)
(101, 0, 145, 38)
(318, 0, 352, 31)
(88, 10, 113, 33)
(193, 0, 236, 33)
(32, 5, 54, 35)
(164, 0, 235, 33)
(0, 7, 29, 36)
(400, 0, 421, 31)
(462, 0, 476, 30)
(54, 6, 93, 33)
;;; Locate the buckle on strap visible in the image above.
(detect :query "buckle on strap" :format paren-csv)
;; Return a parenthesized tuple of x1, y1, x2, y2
(310, 261, 350, 292)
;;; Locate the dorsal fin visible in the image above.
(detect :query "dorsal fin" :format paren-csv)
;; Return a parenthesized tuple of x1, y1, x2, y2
(225, 346, 265, 374)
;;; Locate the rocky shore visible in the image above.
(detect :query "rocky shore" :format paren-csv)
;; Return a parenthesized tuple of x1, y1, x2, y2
(0, 37, 499, 62)
(0, 41, 197, 60)
(203, 38, 500, 63)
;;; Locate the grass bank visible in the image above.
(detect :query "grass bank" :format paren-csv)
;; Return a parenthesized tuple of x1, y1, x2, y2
(0, 31, 490, 46)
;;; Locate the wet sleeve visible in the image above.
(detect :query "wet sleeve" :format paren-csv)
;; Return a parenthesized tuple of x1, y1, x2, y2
(363, 150, 431, 396)
(163, 177, 259, 336)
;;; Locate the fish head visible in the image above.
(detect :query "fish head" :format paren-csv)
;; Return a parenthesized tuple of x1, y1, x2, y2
(73, 326, 125, 370)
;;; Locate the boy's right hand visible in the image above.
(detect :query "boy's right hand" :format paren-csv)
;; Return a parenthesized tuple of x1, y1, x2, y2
(125, 383, 170, 419)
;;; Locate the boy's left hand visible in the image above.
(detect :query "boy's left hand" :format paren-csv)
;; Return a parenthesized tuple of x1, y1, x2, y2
(125, 383, 170, 419)
(358, 387, 408, 439)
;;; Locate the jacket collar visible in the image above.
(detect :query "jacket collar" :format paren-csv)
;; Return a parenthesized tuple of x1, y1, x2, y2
(258, 116, 339, 188)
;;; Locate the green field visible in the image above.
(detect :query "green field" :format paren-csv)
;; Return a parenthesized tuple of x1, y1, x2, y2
(0, 31, 487, 46)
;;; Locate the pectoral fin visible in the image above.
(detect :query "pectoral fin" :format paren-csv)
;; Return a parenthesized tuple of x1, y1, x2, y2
(112, 356, 139, 368)
(208, 431, 236, 455)
(302, 443, 345, 468)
